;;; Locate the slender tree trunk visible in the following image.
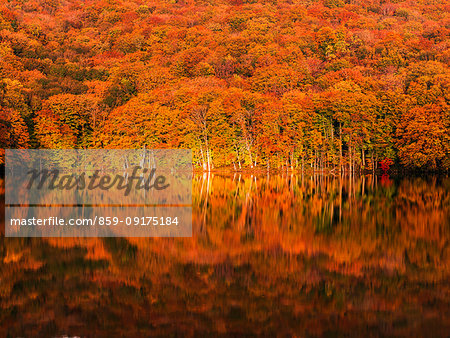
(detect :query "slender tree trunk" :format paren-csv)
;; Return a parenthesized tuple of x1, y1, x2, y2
(235, 143, 242, 170)
(202, 124, 211, 172)
(330, 119, 334, 168)
(348, 141, 352, 174)
(362, 149, 365, 171)
(372, 150, 375, 174)
(339, 123, 343, 173)
(314, 151, 317, 172)
(352, 147, 355, 175)
(339, 174, 342, 221)
(245, 139, 253, 168)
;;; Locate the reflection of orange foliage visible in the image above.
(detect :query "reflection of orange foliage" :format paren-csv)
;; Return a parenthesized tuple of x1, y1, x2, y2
(46, 238, 112, 261)
(0, 174, 449, 336)
(380, 174, 392, 187)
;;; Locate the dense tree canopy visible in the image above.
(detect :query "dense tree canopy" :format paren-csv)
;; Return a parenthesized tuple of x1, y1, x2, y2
(0, 0, 448, 170)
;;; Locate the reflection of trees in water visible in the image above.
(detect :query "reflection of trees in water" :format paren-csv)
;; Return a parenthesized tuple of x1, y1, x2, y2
(193, 174, 448, 273)
(0, 175, 449, 336)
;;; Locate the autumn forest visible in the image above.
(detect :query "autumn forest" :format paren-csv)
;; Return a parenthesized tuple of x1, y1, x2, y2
(0, 0, 449, 171)
(1, 0, 450, 336)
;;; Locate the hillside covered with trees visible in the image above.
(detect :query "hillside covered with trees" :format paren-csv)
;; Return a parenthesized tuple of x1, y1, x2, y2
(0, 0, 449, 170)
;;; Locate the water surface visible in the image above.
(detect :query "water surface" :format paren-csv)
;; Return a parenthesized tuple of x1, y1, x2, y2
(1, 174, 449, 336)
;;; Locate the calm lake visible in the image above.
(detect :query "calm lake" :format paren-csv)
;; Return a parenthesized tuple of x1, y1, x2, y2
(1, 174, 449, 336)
